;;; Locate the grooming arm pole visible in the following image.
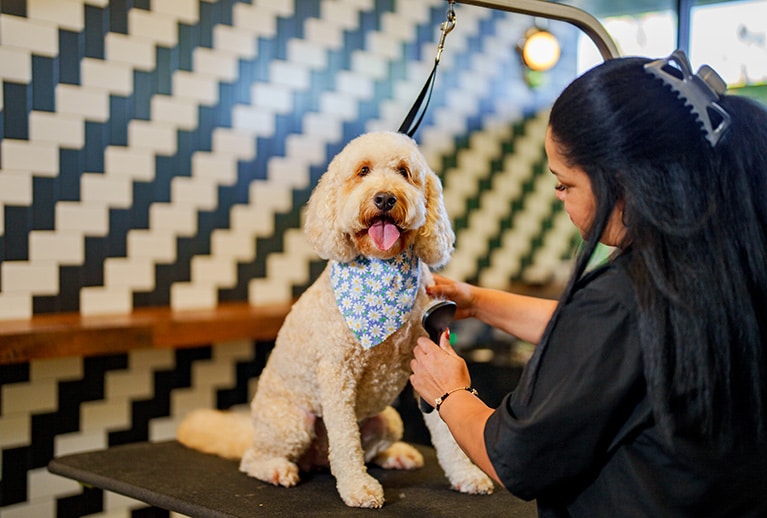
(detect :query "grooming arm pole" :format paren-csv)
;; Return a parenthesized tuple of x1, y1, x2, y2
(452, 0, 619, 60)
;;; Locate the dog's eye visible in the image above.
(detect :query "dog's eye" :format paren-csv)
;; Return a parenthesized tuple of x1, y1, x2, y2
(398, 166, 409, 178)
(359, 166, 370, 177)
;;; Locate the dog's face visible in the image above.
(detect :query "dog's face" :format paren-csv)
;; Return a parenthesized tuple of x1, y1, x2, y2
(304, 132, 454, 268)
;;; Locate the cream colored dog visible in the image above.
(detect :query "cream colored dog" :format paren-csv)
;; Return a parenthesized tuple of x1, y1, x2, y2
(177, 131, 494, 508)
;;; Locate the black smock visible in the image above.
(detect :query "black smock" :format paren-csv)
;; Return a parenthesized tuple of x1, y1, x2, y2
(484, 256, 767, 517)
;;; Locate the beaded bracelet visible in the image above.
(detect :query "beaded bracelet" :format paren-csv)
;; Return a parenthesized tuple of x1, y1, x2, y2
(435, 386, 479, 412)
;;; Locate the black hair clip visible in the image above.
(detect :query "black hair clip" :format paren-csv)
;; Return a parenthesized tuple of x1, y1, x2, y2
(644, 49, 731, 147)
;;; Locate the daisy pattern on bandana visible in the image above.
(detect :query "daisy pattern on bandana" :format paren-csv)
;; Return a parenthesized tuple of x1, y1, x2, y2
(331, 248, 421, 349)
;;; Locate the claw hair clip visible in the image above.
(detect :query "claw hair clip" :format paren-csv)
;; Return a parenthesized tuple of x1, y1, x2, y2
(644, 49, 731, 147)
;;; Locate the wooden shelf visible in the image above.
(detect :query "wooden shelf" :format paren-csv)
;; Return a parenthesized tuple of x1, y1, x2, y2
(0, 302, 292, 365)
(0, 281, 563, 366)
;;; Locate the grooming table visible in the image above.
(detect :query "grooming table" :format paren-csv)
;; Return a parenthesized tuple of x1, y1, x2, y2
(49, 441, 536, 517)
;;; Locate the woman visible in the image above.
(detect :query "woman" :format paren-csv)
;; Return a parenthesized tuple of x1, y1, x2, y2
(410, 51, 767, 516)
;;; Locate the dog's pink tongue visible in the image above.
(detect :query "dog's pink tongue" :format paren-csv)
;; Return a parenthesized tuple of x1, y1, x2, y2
(369, 220, 400, 251)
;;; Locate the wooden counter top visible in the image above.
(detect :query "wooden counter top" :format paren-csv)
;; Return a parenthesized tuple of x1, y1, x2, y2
(0, 302, 292, 365)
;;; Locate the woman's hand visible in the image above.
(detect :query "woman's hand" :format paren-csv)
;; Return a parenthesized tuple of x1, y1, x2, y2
(428, 273, 558, 344)
(410, 327, 502, 486)
(410, 328, 471, 408)
(427, 274, 476, 320)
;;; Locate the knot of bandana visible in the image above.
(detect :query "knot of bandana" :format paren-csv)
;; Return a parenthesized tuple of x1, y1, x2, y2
(331, 248, 421, 349)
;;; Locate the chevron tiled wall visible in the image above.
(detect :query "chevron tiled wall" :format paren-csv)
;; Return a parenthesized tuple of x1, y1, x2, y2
(0, 0, 578, 320)
(1, 0, 581, 515)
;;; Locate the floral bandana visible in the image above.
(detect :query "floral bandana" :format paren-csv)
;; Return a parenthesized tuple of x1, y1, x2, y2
(330, 248, 421, 349)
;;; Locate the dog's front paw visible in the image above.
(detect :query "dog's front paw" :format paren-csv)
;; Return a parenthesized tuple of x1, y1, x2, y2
(239, 449, 300, 487)
(372, 441, 424, 470)
(447, 465, 495, 495)
(336, 472, 385, 508)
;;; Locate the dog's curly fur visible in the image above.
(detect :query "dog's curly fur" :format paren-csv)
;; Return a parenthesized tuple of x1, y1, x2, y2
(177, 131, 493, 508)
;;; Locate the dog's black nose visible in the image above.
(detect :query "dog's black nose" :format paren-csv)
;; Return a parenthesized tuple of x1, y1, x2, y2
(374, 192, 397, 212)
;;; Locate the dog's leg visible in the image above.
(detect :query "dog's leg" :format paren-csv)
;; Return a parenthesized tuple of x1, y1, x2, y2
(364, 406, 424, 470)
(423, 410, 495, 495)
(239, 394, 314, 487)
(318, 361, 385, 508)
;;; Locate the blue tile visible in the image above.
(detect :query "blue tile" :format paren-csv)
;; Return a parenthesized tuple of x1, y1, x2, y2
(198, 2, 222, 48)
(58, 148, 84, 202)
(155, 47, 174, 96)
(82, 236, 107, 284)
(359, 7, 378, 33)
(132, 71, 152, 120)
(109, 0, 130, 34)
(32, 177, 56, 230)
(32, 56, 57, 112)
(236, 61, 256, 103)
(375, 0, 394, 16)
(109, 95, 130, 146)
(175, 131, 195, 171)
(85, 5, 107, 59)
(197, 106, 215, 147)
(59, 30, 83, 86)
(128, 183, 151, 228)
(0, 0, 26, 16)
(3, 82, 31, 140)
(152, 156, 177, 199)
(219, 0, 235, 26)
(103, 212, 127, 258)
(4, 206, 31, 261)
(84, 122, 106, 173)
(217, 84, 234, 127)
(177, 24, 197, 72)
(194, 211, 216, 255)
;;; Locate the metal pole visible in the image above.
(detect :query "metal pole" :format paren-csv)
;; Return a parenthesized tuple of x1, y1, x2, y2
(676, 0, 692, 54)
(452, 0, 620, 60)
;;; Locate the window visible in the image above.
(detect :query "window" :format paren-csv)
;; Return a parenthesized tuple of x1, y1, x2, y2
(689, 0, 767, 86)
(577, 10, 677, 74)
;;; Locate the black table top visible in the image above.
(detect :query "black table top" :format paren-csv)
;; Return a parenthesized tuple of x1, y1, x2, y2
(49, 441, 537, 517)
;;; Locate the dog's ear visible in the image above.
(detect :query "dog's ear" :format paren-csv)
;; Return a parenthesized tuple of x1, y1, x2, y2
(303, 164, 358, 263)
(414, 169, 455, 269)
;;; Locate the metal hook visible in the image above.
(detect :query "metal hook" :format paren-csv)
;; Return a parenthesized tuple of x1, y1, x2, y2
(435, 1, 457, 64)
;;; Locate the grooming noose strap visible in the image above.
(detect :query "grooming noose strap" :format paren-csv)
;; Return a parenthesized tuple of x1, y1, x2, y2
(398, 1, 456, 138)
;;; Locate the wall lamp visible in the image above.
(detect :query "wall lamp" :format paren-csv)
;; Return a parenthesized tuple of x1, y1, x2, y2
(452, 0, 619, 61)
(518, 26, 561, 71)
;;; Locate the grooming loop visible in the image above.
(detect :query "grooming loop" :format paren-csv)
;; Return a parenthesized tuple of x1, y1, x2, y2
(436, 1, 457, 64)
(644, 49, 731, 147)
(398, 1, 457, 137)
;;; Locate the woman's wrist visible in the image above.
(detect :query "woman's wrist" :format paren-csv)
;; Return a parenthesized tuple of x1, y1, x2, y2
(435, 386, 478, 412)
(435, 385, 481, 419)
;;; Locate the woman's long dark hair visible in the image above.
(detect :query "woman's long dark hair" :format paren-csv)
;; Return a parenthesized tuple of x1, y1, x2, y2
(544, 57, 767, 452)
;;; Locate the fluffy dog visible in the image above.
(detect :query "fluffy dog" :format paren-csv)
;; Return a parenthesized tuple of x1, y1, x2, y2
(177, 131, 494, 508)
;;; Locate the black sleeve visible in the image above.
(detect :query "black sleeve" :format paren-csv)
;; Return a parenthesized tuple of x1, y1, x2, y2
(484, 268, 645, 500)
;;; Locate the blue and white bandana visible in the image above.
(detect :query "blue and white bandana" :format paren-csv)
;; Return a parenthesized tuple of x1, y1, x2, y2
(330, 248, 421, 349)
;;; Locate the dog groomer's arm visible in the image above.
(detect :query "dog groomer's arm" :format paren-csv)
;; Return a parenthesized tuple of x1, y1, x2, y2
(436, 387, 501, 485)
(410, 334, 502, 486)
(428, 274, 557, 344)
